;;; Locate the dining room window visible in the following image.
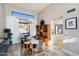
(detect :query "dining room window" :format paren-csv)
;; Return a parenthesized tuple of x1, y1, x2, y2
(11, 11, 34, 20)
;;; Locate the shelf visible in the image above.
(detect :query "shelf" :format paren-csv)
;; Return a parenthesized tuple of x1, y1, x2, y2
(36, 24, 50, 46)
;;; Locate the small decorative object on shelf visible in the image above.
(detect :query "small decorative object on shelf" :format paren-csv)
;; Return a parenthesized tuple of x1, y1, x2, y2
(40, 19, 45, 25)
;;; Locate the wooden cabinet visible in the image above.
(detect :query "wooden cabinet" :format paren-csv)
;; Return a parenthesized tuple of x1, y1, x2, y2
(36, 24, 50, 46)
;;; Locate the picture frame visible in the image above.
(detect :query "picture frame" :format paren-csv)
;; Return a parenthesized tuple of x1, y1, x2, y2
(55, 24, 63, 34)
(65, 17, 77, 29)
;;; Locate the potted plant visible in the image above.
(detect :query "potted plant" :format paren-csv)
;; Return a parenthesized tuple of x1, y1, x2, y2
(4, 28, 13, 45)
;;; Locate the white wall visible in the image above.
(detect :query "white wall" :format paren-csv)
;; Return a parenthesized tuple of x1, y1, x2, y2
(0, 4, 5, 36)
(6, 16, 20, 43)
(30, 24, 36, 36)
(38, 3, 79, 55)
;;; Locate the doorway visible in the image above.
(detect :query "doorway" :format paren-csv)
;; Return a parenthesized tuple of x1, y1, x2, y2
(54, 24, 63, 50)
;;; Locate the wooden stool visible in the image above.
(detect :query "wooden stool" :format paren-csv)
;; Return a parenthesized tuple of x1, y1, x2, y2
(24, 42, 34, 56)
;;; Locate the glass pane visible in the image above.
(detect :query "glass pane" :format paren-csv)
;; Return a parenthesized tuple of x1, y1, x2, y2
(11, 11, 34, 20)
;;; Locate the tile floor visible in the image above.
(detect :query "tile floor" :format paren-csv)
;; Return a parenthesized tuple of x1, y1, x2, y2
(1, 43, 69, 56)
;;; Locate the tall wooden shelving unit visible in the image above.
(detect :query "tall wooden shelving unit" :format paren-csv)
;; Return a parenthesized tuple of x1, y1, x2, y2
(36, 24, 50, 46)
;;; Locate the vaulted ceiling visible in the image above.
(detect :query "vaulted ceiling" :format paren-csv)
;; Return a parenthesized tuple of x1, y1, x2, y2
(5, 3, 51, 14)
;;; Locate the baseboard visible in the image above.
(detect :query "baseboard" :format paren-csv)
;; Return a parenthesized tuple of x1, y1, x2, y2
(63, 49, 78, 56)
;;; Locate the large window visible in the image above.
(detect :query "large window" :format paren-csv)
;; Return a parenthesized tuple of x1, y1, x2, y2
(11, 11, 34, 20)
(19, 23, 30, 33)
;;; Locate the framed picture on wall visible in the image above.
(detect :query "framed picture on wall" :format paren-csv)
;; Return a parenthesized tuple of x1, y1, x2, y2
(65, 17, 77, 29)
(55, 24, 63, 34)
